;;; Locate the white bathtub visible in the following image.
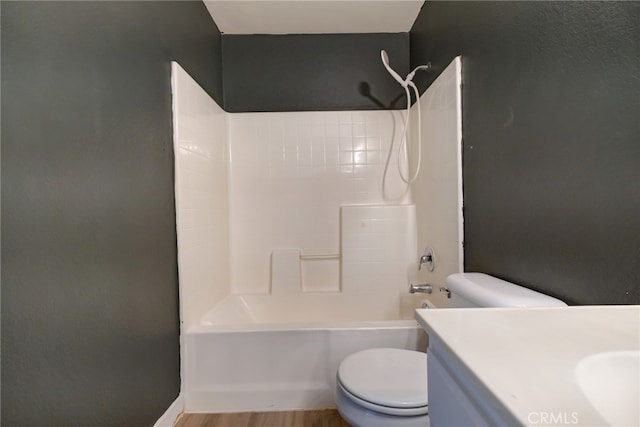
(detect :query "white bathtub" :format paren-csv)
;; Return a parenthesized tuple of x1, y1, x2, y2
(184, 294, 428, 413)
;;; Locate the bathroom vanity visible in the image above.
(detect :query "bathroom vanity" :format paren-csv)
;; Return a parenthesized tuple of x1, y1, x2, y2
(416, 306, 640, 426)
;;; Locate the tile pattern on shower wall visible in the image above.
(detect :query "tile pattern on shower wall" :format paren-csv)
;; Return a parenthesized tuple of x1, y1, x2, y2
(229, 111, 410, 294)
(172, 63, 230, 329)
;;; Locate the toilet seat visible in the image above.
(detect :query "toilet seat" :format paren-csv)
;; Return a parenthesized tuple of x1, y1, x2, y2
(338, 380, 428, 416)
(337, 348, 428, 416)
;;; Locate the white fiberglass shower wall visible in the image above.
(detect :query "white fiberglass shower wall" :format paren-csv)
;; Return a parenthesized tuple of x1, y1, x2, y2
(171, 58, 463, 412)
(224, 110, 416, 315)
(172, 62, 230, 330)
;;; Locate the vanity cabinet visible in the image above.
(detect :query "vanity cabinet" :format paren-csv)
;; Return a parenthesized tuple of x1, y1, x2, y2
(427, 335, 518, 426)
(416, 307, 639, 427)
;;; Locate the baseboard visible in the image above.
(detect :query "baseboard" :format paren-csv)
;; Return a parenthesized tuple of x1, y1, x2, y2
(154, 393, 184, 427)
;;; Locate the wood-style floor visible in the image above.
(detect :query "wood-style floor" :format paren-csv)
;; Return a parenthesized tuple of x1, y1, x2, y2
(175, 409, 351, 427)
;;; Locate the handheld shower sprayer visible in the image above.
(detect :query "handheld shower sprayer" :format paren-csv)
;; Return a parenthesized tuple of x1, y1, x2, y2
(380, 50, 431, 184)
(381, 50, 407, 87)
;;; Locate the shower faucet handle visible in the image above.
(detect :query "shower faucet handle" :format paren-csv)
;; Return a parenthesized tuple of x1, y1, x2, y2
(418, 247, 435, 271)
(418, 254, 431, 269)
(409, 283, 433, 294)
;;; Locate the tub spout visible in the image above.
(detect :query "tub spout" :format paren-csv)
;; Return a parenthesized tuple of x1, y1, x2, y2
(409, 283, 433, 294)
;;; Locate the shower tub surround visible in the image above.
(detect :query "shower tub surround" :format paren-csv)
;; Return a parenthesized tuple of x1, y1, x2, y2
(171, 59, 462, 412)
(186, 204, 420, 412)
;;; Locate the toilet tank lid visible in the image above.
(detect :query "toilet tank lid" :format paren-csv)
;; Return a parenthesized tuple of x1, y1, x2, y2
(446, 273, 567, 307)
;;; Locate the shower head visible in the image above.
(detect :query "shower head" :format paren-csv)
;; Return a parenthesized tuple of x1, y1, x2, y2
(380, 50, 407, 87)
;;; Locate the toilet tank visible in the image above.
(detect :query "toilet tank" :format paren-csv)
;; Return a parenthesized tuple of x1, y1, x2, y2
(446, 273, 567, 308)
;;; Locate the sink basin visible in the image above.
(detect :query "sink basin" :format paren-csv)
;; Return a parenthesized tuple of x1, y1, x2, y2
(576, 351, 640, 426)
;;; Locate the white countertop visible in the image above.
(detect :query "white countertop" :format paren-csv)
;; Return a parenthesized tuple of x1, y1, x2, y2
(416, 305, 640, 426)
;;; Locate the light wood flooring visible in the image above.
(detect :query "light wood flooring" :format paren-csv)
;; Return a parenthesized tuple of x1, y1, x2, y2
(175, 409, 351, 427)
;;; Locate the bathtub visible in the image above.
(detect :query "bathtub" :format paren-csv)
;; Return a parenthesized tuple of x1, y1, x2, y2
(184, 294, 428, 413)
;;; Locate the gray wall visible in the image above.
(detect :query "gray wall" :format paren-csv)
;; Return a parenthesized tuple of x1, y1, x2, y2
(411, 1, 639, 304)
(3, 2, 638, 425)
(1, 2, 222, 425)
(222, 33, 410, 112)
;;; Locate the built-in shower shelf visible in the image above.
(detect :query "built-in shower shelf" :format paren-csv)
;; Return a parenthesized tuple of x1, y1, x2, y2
(300, 254, 341, 260)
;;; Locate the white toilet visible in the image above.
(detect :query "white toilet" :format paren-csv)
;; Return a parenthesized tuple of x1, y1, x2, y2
(335, 273, 567, 427)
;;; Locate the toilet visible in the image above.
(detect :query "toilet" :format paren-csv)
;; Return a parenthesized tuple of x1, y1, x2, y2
(335, 273, 567, 427)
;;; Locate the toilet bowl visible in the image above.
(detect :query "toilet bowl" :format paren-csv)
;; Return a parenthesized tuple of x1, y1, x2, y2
(335, 273, 567, 427)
